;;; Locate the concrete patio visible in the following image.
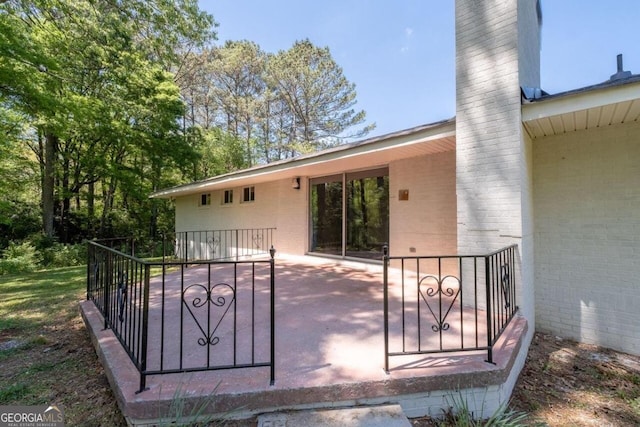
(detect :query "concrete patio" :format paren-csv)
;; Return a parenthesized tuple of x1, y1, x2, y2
(80, 255, 527, 426)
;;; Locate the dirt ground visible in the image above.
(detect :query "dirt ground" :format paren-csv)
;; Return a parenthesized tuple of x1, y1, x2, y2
(0, 315, 126, 426)
(510, 332, 640, 426)
(411, 333, 640, 426)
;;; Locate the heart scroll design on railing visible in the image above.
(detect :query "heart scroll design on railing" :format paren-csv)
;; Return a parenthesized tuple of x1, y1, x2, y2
(418, 275, 461, 333)
(207, 237, 220, 259)
(501, 263, 511, 309)
(252, 234, 263, 250)
(117, 271, 128, 323)
(182, 283, 236, 346)
(174, 238, 184, 259)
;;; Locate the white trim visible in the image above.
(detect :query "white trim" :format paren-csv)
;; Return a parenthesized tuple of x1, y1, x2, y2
(522, 80, 640, 122)
(151, 120, 455, 199)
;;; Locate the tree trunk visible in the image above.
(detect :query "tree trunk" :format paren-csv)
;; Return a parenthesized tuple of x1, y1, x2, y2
(99, 177, 117, 236)
(42, 132, 57, 238)
(87, 180, 95, 236)
(61, 154, 70, 243)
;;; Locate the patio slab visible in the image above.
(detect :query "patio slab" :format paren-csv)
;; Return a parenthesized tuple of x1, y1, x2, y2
(80, 255, 528, 425)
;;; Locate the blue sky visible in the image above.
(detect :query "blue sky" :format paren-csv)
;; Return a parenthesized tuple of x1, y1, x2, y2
(198, 1, 640, 138)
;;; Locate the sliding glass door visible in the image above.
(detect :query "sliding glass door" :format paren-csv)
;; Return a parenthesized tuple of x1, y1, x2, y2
(346, 170, 389, 259)
(310, 175, 343, 256)
(310, 168, 388, 259)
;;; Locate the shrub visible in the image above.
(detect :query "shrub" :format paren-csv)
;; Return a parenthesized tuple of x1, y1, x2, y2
(0, 238, 87, 274)
(0, 241, 42, 275)
(0, 201, 41, 251)
(41, 242, 87, 268)
(440, 393, 527, 427)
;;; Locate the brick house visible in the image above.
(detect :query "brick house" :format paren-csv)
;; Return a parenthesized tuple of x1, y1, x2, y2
(153, 0, 640, 381)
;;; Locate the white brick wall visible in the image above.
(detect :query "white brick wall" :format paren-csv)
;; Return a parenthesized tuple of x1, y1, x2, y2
(397, 333, 532, 420)
(175, 150, 458, 259)
(389, 150, 457, 257)
(275, 177, 308, 255)
(175, 180, 280, 232)
(533, 120, 640, 354)
(455, 0, 538, 327)
(518, 0, 541, 88)
(456, 0, 521, 253)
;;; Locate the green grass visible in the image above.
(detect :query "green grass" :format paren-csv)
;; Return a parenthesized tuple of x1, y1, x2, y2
(0, 383, 31, 403)
(0, 266, 86, 335)
(0, 265, 126, 425)
(0, 259, 183, 425)
(631, 397, 640, 416)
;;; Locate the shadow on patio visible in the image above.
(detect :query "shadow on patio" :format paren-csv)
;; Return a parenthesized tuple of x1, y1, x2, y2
(80, 247, 527, 424)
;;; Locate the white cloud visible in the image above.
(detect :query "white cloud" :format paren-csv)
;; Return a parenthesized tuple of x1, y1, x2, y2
(401, 27, 414, 53)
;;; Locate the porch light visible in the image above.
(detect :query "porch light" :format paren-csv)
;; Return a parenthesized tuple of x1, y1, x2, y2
(292, 177, 300, 189)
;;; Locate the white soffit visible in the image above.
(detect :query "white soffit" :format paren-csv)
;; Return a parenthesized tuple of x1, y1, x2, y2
(151, 120, 456, 198)
(522, 81, 640, 139)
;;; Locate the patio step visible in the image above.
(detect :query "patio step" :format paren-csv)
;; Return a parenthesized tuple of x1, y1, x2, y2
(256, 404, 412, 427)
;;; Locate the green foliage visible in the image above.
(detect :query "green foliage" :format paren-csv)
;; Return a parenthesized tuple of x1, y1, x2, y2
(190, 127, 248, 179)
(0, 235, 87, 274)
(0, 0, 217, 244)
(181, 38, 374, 165)
(0, 383, 31, 404)
(0, 201, 41, 250)
(439, 393, 527, 427)
(266, 39, 373, 149)
(157, 381, 223, 426)
(0, 0, 371, 249)
(41, 243, 87, 268)
(0, 241, 42, 275)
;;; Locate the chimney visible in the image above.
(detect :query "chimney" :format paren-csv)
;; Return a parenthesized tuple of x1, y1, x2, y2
(610, 54, 632, 81)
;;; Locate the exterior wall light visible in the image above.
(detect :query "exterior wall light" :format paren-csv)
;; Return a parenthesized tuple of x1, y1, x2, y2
(292, 177, 301, 189)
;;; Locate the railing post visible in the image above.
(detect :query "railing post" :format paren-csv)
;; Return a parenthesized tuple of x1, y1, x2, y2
(269, 245, 276, 385)
(103, 250, 111, 330)
(485, 255, 494, 364)
(137, 263, 151, 393)
(383, 244, 390, 374)
(184, 231, 189, 263)
(236, 229, 239, 261)
(86, 241, 92, 301)
(162, 233, 166, 263)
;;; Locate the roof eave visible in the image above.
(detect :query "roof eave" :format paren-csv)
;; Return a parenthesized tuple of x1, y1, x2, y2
(522, 79, 640, 122)
(151, 118, 456, 199)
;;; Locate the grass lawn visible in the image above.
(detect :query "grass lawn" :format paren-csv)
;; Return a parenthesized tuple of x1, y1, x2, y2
(0, 266, 126, 426)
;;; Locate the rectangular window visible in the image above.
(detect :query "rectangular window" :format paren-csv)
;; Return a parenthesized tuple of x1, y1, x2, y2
(222, 189, 233, 205)
(310, 168, 388, 260)
(242, 186, 255, 202)
(199, 193, 211, 206)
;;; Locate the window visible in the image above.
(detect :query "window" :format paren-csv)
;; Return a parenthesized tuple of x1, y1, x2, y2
(310, 168, 389, 260)
(199, 193, 211, 206)
(222, 189, 233, 205)
(242, 186, 255, 202)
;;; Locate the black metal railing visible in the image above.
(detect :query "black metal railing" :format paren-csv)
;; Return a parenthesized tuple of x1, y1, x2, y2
(382, 244, 519, 371)
(87, 239, 276, 393)
(168, 228, 276, 262)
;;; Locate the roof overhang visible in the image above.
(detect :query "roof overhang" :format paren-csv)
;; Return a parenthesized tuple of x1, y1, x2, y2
(151, 119, 456, 199)
(522, 79, 640, 139)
